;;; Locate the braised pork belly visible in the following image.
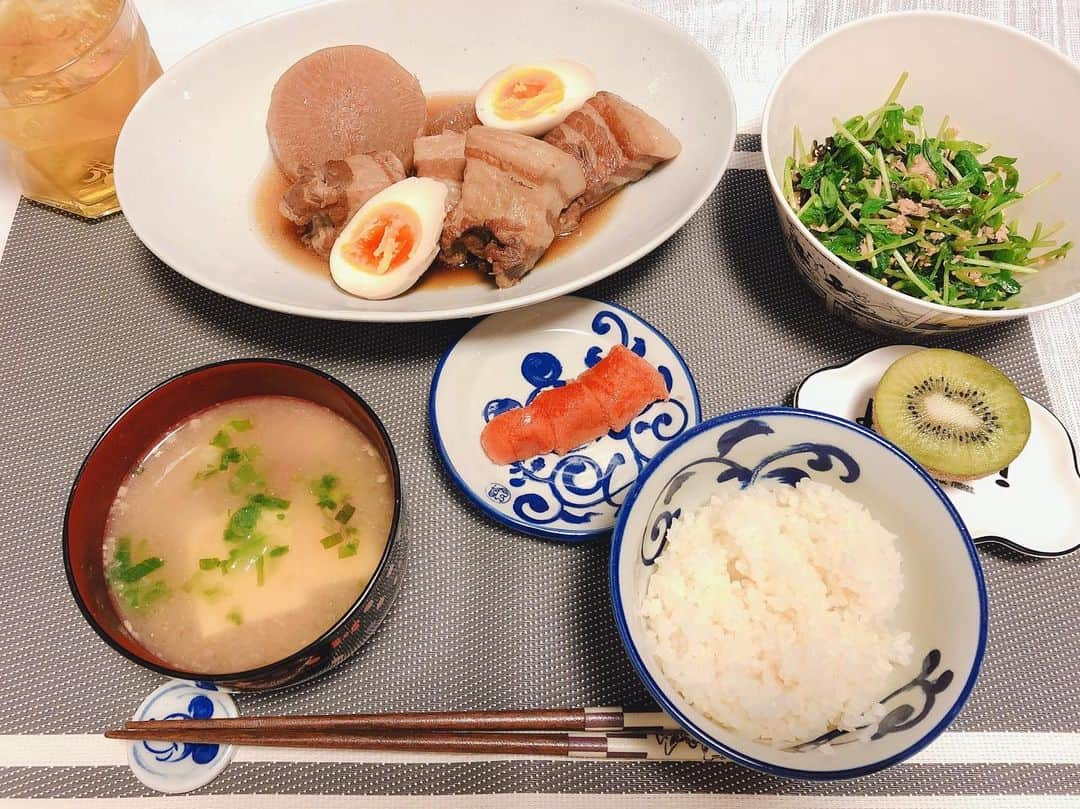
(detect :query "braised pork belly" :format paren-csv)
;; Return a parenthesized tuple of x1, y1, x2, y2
(544, 91, 680, 232)
(279, 151, 405, 256)
(439, 126, 586, 287)
(413, 132, 466, 211)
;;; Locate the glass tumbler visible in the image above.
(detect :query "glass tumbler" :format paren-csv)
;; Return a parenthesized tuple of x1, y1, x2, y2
(0, 0, 162, 217)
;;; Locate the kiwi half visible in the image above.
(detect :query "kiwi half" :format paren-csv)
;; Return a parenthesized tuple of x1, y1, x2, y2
(872, 349, 1031, 481)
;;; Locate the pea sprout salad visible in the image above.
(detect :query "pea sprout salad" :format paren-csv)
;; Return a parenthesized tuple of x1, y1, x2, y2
(783, 72, 1072, 309)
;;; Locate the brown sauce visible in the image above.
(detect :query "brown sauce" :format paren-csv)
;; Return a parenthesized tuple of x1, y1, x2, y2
(413, 260, 486, 291)
(253, 162, 328, 276)
(543, 196, 621, 263)
(253, 93, 621, 293)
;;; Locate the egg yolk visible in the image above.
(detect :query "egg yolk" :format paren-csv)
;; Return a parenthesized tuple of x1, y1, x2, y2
(342, 203, 421, 274)
(493, 68, 565, 120)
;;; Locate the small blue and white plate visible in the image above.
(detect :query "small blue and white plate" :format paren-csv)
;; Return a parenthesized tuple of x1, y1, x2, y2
(430, 295, 700, 542)
(795, 345, 1080, 557)
(127, 680, 238, 794)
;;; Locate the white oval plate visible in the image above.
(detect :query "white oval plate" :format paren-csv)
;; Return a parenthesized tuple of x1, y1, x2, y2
(795, 345, 1080, 557)
(430, 296, 700, 542)
(115, 0, 736, 322)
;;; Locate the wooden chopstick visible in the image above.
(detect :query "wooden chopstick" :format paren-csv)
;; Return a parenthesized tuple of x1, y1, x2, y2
(122, 707, 679, 735)
(106, 709, 705, 761)
(106, 729, 581, 756)
(104, 727, 711, 760)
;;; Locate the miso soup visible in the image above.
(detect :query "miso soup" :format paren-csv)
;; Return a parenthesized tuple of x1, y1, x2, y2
(103, 396, 394, 673)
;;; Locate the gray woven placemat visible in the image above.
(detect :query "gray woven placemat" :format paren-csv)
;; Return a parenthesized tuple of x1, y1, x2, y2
(0, 163, 1077, 798)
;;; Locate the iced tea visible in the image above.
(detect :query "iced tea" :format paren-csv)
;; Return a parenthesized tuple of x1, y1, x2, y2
(0, 0, 161, 217)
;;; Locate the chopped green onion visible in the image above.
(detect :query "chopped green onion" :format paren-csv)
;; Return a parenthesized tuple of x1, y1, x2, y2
(310, 473, 339, 510)
(107, 538, 169, 610)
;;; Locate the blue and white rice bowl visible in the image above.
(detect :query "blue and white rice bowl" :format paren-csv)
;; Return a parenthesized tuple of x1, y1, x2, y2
(610, 407, 987, 779)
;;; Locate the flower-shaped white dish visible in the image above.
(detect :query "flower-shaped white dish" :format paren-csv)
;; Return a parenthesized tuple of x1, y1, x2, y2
(610, 407, 986, 779)
(795, 345, 1080, 557)
(430, 295, 699, 542)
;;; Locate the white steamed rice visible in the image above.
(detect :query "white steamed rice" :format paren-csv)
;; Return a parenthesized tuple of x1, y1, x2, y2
(640, 480, 912, 745)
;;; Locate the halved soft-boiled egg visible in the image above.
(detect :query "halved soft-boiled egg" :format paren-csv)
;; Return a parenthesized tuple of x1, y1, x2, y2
(329, 177, 448, 299)
(475, 60, 596, 137)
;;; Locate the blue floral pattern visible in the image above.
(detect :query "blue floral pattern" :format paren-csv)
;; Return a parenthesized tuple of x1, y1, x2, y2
(482, 309, 692, 529)
(127, 679, 237, 793)
(142, 695, 219, 765)
(787, 650, 955, 752)
(642, 418, 859, 564)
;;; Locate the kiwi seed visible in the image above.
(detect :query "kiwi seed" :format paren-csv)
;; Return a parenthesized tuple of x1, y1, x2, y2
(872, 348, 1031, 481)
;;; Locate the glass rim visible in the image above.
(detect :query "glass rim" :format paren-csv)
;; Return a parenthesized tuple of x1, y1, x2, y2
(0, 0, 131, 93)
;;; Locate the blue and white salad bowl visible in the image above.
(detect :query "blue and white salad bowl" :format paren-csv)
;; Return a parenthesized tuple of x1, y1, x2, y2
(610, 407, 988, 780)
